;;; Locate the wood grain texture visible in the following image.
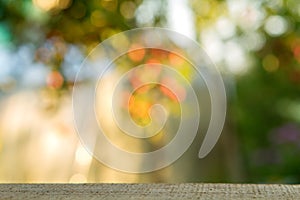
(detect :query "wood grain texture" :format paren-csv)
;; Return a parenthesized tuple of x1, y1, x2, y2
(0, 184, 299, 199)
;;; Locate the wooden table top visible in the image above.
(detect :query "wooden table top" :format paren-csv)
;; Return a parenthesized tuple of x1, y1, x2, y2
(0, 183, 299, 199)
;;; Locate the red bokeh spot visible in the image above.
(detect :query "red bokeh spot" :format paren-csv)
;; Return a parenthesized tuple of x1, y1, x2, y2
(128, 44, 146, 62)
(168, 52, 184, 66)
(47, 71, 64, 89)
(146, 58, 160, 64)
(159, 85, 178, 102)
(293, 45, 300, 62)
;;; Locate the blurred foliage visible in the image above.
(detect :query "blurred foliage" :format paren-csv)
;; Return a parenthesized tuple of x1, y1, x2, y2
(1, 0, 300, 183)
(0, 0, 167, 45)
(0, 0, 166, 91)
(234, 2, 300, 183)
(191, 0, 300, 183)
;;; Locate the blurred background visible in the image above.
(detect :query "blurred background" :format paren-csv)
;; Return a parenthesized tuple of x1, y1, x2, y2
(0, 0, 300, 183)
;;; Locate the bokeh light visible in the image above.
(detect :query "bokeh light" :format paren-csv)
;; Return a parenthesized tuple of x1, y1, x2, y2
(0, 0, 300, 183)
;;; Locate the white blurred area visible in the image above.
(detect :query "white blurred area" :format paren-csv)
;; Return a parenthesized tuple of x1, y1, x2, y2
(166, 0, 196, 39)
(0, 91, 91, 182)
(0, 88, 149, 182)
(191, 0, 287, 75)
(165, 0, 257, 75)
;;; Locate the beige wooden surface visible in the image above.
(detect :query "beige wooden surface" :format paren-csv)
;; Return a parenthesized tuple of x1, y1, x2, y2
(0, 183, 300, 199)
